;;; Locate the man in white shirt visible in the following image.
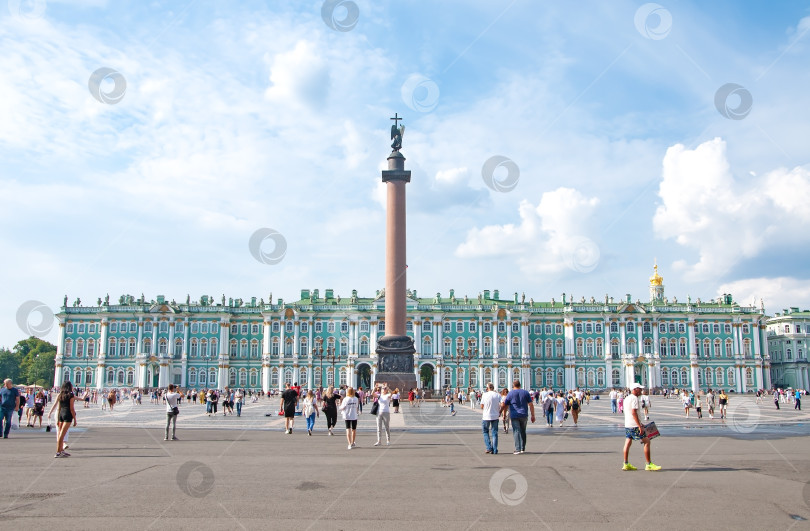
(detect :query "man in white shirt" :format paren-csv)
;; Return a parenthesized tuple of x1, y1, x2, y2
(480, 383, 501, 454)
(622, 383, 660, 471)
(164, 384, 181, 441)
(374, 386, 391, 446)
(609, 388, 618, 414)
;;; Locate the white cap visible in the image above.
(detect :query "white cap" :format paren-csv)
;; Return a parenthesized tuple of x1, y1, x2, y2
(629, 383, 643, 390)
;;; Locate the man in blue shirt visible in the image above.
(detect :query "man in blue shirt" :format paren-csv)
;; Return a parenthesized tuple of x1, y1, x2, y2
(795, 389, 802, 411)
(502, 380, 535, 454)
(1, 379, 21, 438)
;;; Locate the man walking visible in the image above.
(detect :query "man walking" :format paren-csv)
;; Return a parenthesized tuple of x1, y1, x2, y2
(1, 379, 21, 438)
(280, 383, 298, 434)
(622, 383, 661, 471)
(480, 383, 500, 454)
(502, 380, 535, 454)
(795, 389, 802, 410)
(164, 384, 180, 441)
(610, 388, 618, 414)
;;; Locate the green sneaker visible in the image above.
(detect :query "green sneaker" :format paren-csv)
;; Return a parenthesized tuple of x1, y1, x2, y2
(621, 463, 637, 471)
(645, 463, 661, 471)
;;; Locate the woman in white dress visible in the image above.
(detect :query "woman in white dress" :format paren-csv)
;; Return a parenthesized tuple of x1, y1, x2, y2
(554, 392, 566, 427)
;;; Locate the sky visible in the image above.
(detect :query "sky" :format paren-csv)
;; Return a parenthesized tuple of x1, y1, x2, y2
(2, 0, 810, 347)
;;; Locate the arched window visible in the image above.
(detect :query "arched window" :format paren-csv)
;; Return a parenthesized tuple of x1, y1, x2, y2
(534, 340, 542, 358)
(597, 368, 605, 387)
(596, 339, 603, 358)
(715, 367, 724, 385)
(64, 340, 73, 357)
(483, 338, 492, 357)
(360, 338, 370, 356)
(445, 367, 453, 387)
(713, 339, 721, 358)
(271, 368, 279, 387)
(106, 368, 115, 385)
(272, 338, 279, 356)
(661, 368, 669, 386)
(299, 337, 308, 355)
(497, 340, 506, 358)
(470, 368, 478, 387)
(556, 369, 564, 387)
(87, 340, 95, 358)
(679, 339, 686, 357)
(421, 337, 432, 355)
(249, 369, 258, 387)
(659, 338, 667, 356)
(174, 339, 183, 358)
(587, 369, 595, 387)
(314, 368, 322, 387)
(126, 369, 134, 386)
(680, 368, 688, 386)
(116, 369, 124, 385)
(76, 339, 84, 358)
(512, 338, 520, 356)
(199, 369, 207, 386)
(534, 368, 542, 387)
(143, 339, 151, 355)
(498, 369, 507, 388)
(229, 368, 237, 386)
(643, 339, 652, 355)
(251, 340, 259, 359)
(62, 367, 70, 383)
(230, 339, 238, 356)
(555, 339, 563, 357)
(545, 368, 554, 387)
(626, 339, 636, 355)
(611, 369, 621, 387)
(727, 368, 736, 386)
(240, 340, 248, 359)
(108, 338, 116, 356)
(299, 368, 307, 387)
(191, 339, 198, 358)
(284, 339, 293, 357)
(576, 368, 585, 387)
(189, 369, 197, 386)
(158, 338, 167, 355)
(670, 339, 678, 357)
(545, 339, 552, 358)
(484, 368, 492, 387)
(611, 339, 619, 358)
(576, 339, 584, 357)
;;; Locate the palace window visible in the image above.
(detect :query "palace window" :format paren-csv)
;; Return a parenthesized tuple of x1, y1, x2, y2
(679, 339, 686, 357)
(444, 339, 452, 357)
(456, 321, 463, 333)
(545, 324, 552, 335)
(378, 321, 385, 332)
(144, 322, 153, 333)
(110, 322, 117, 333)
(702, 324, 709, 334)
(556, 339, 564, 357)
(586, 323, 594, 334)
(725, 339, 733, 357)
(512, 338, 520, 355)
(627, 322, 635, 333)
(596, 369, 605, 387)
(724, 324, 731, 334)
(421, 321, 430, 332)
(498, 322, 506, 333)
(341, 322, 349, 334)
(555, 325, 563, 335)
(545, 340, 552, 359)
(202, 322, 210, 334)
(360, 338, 370, 355)
(272, 321, 280, 333)
(512, 322, 519, 333)
(160, 321, 168, 333)
(596, 340, 603, 357)
(240, 340, 248, 358)
(484, 322, 492, 333)
(175, 322, 183, 334)
(742, 324, 750, 335)
(252, 323, 260, 334)
(191, 322, 199, 334)
(469, 321, 477, 333)
(174, 339, 183, 358)
(361, 321, 370, 333)
(230, 324, 238, 335)
(659, 323, 667, 334)
(595, 323, 603, 334)
(586, 340, 594, 357)
(713, 324, 720, 334)
(612, 369, 621, 387)
(251, 341, 259, 358)
(576, 339, 584, 357)
(241, 324, 249, 335)
(610, 322, 618, 334)
(575, 323, 583, 334)
(314, 322, 322, 333)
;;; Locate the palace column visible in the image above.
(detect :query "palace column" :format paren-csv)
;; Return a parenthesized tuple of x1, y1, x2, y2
(54, 321, 66, 387)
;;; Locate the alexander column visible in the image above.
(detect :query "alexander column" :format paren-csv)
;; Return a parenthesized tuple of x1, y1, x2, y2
(375, 113, 417, 393)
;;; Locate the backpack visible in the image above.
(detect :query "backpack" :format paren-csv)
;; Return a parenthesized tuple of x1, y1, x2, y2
(571, 398, 579, 411)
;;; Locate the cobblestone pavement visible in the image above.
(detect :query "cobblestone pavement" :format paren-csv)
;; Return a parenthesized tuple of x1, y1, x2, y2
(2, 395, 807, 529)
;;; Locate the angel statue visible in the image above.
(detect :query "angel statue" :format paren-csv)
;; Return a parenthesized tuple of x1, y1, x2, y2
(390, 113, 404, 152)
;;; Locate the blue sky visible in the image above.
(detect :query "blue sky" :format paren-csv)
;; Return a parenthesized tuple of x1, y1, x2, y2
(2, 0, 810, 347)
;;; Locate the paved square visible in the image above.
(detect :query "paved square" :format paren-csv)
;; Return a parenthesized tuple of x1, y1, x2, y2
(1, 396, 808, 529)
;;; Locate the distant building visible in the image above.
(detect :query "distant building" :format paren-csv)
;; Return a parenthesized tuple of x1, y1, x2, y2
(765, 308, 810, 389)
(54, 266, 770, 392)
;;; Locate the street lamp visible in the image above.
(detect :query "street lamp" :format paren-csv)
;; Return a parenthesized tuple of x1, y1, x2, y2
(325, 346, 343, 388)
(312, 345, 324, 389)
(450, 345, 476, 395)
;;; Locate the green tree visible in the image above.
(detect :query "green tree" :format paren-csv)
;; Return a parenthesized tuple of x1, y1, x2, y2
(0, 348, 23, 383)
(13, 337, 57, 387)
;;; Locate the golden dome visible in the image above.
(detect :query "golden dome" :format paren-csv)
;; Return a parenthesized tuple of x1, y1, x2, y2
(650, 263, 663, 286)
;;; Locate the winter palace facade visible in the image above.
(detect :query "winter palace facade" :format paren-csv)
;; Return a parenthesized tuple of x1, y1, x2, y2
(53, 267, 777, 393)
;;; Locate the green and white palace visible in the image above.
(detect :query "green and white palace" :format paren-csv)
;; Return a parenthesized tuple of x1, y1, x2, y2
(54, 266, 776, 393)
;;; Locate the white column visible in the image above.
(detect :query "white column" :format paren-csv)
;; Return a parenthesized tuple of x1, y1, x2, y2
(506, 320, 513, 359)
(54, 322, 66, 387)
(293, 320, 300, 359)
(263, 320, 271, 356)
(219, 319, 230, 389)
(181, 319, 189, 387)
(653, 320, 659, 358)
(262, 355, 270, 393)
(521, 320, 529, 356)
(436, 319, 443, 357)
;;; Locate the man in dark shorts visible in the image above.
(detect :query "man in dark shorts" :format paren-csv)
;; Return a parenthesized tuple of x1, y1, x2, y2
(622, 383, 661, 471)
(281, 383, 298, 434)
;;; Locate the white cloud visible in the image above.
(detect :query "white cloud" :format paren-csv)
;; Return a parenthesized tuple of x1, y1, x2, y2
(265, 40, 329, 109)
(716, 277, 810, 315)
(653, 138, 810, 282)
(456, 187, 600, 274)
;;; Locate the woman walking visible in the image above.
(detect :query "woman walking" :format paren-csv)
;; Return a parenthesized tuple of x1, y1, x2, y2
(48, 381, 76, 458)
(500, 388, 510, 433)
(303, 390, 319, 436)
(32, 390, 45, 428)
(554, 392, 566, 427)
(339, 387, 360, 450)
(322, 386, 340, 436)
(391, 388, 400, 413)
(375, 385, 392, 446)
(718, 389, 729, 419)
